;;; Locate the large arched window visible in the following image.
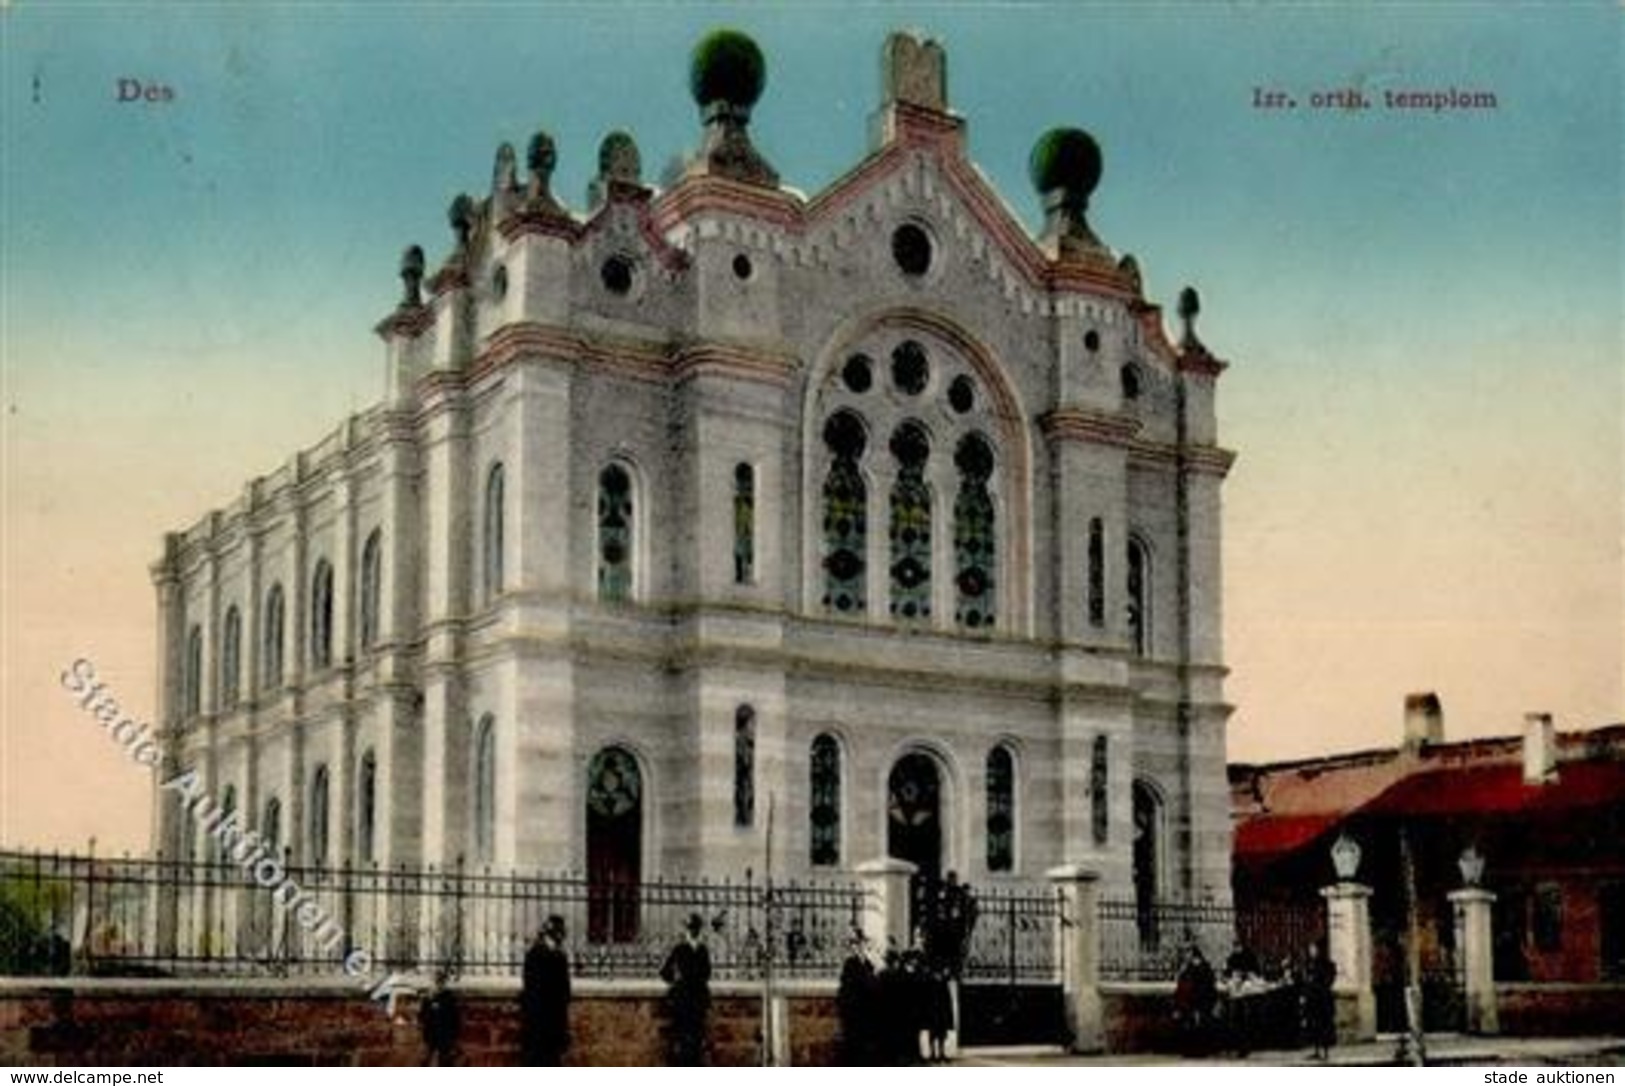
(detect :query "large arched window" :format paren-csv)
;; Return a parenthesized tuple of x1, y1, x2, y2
(309, 765, 330, 866)
(261, 584, 285, 690)
(734, 706, 756, 828)
(310, 559, 334, 669)
(888, 422, 932, 622)
(1127, 536, 1150, 656)
(1091, 735, 1109, 846)
(986, 745, 1015, 873)
(220, 606, 241, 710)
(184, 624, 203, 717)
(262, 796, 283, 856)
(734, 463, 755, 585)
(821, 412, 867, 615)
(356, 750, 377, 865)
(954, 433, 997, 629)
(597, 464, 634, 603)
(1087, 518, 1105, 629)
(809, 733, 842, 867)
(484, 463, 505, 602)
(472, 715, 496, 864)
(360, 530, 383, 650)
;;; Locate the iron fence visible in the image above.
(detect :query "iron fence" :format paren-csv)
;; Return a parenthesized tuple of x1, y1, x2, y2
(1100, 897, 1325, 982)
(0, 849, 867, 982)
(961, 881, 1062, 983)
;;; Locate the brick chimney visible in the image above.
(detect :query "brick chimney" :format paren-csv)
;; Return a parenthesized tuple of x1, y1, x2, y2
(1403, 692, 1444, 751)
(1523, 712, 1557, 785)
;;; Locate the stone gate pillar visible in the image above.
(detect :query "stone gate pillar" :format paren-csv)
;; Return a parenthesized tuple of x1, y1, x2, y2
(1047, 865, 1103, 1054)
(855, 857, 916, 954)
(1449, 887, 1499, 1034)
(1320, 881, 1377, 1042)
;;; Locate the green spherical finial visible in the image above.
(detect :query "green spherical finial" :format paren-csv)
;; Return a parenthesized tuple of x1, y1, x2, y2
(690, 29, 767, 110)
(1029, 127, 1103, 201)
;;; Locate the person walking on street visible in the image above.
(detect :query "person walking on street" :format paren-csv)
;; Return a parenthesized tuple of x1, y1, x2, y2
(1304, 940, 1338, 1061)
(520, 915, 572, 1066)
(660, 912, 713, 1065)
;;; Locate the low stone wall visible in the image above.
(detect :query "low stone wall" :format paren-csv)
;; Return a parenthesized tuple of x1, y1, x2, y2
(1496, 983, 1625, 1037)
(0, 978, 839, 1067)
(1102, 983, 1181, 1053)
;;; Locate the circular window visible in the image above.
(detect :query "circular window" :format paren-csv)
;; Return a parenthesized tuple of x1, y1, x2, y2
(732, 253, 753, 280)
(841, 353, 873, 394)
(1121, 364, 1142, 401)
(600, 255, 634, 296)
(1083, 329, 1101, 353)
(892, 223, 933, 278)
(491, 264, 509, 300)
(948, 375, 976, 414)
(891, 340, 929, 396)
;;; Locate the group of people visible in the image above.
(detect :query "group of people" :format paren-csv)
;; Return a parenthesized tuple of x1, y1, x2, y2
(418, 911, 714, 1066)
(1172, 940, 1338, 1059)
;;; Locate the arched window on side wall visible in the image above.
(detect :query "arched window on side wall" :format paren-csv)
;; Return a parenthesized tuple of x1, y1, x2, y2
(184, 624, 203, 717)
(473, 715, 496, 864)
(734, 463, 755, 585)
(214, 785, 237, 864)
(310, 559, 334, 669)
(734, 706, 756, 828)
(360, 530, 383, 650)
(810, 734, 842, 867)
(1087, 518, 1105, 629)
(262, 584, 285, 691)
(262, 796, 282, 856)
(484, 463, 505, 602)
(954, 433, 997, 630)
(986, 745, 1015, 872)
(220, 606, 241, 710)
(1091, 735, 1109, 846)
(1126, 536, 1150, 657)
(1132, 780, 1162, 948)
(357, 750, 377, 865)
(309, 765, 330, 866)
(597, 464, 634, 603)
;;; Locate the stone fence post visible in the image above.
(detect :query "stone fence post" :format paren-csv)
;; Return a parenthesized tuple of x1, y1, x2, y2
(1047, 865, 1103, 1054)
(1320, 880, 1377, 1042)
(1449, 888, 1498, 1035)
(855, 857, 916, 954)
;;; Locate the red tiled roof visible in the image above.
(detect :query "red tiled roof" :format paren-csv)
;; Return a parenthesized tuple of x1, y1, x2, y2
(1233, 813, 1340, 858)
(1356, 761, 1625, 819)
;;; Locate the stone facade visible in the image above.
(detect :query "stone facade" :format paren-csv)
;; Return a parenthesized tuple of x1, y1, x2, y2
(151, 30, 1235, 908)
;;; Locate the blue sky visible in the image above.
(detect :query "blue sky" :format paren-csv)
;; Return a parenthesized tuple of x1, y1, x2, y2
(3, 2, 1620, 851)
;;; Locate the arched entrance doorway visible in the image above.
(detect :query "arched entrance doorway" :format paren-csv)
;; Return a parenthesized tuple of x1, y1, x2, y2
(586, 746, 642, 943)
(1132, 780, 1161, 948)
(887, 752, 944, 881)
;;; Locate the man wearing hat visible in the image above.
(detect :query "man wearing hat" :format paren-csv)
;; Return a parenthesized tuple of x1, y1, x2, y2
(659, 912, 713, 1065)
(520, 915, 571, 1065)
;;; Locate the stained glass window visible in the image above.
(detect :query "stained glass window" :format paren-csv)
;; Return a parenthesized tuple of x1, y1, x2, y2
(821, 412, 867, 615)
(360, 530, 383, 650)
(810, 734, 841, 866)
(734, 706, 756, 828)
(888, 422, 932, 622)
(357, 751, 376, 865)
(310, 559, 334, 668)
(1091, 735, 1109, 846)
(734, 463, 755, 585)
(309, 765, 330, 866)
(954, 433, 997, 629)
(220, 607, 241, 709)
(184, 625, 203, 717)
(1088, 519, 1105, 629)
(1127, 537, 1149, 656)
(598, 464, 633, 603)
(986, 745, 1014, 872)
(484, 463, 505, 602)
(262, 584, 285, 690)
(474, 715, 496, 863)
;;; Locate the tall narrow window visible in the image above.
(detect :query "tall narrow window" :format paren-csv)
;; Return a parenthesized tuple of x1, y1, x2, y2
(309, 765, 330, 866)
(821, 412, 867, 615)
(473, 715, 496, 864)
(986, 745, 1015, 872)
(888, 422, 932, 622)
(214, 785, 237, 864)
(810, 734, 842, 866)
(1127, 537, 1149, 656)
(357, 750, 377, 865)
(360, 530, 382, 650)
(310, 559, 334, 669)
(733, 463, 756, 585)
(597, 464, 633, 603)
(220, 606, 241, 710)
(1087, 518, 1105, 628)
(954, 433, 997, 629)
(734, 706, 756, 828)
(261, 584, 285, 690)
(184, 624, 203, 717)
(484, 463, 505, 602)
(1091, 735, 1109, 846)
(262, 797, 282, 856)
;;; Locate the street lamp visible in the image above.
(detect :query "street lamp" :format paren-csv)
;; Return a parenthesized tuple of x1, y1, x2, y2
(1457, 846, 1485, 888)
(1331, 833, 1362, 882)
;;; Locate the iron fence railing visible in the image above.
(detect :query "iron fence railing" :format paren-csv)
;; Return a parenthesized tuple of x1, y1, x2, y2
(0, 849, 867, 982)
(1100, 897, 1235, 981)
(961, 881, 1062, 983)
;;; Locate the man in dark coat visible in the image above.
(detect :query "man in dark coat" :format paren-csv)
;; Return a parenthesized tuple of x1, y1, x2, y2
(1303, 940, 1338, 1060)
(835, 928, 877, 1065)
(520, 915, 571, 1066)
(419, 965, 461, 1066)
(660, 912, 713, 1066)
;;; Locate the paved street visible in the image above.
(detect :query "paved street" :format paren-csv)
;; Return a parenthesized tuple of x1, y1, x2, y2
(954, 1035, 1625, 1067)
